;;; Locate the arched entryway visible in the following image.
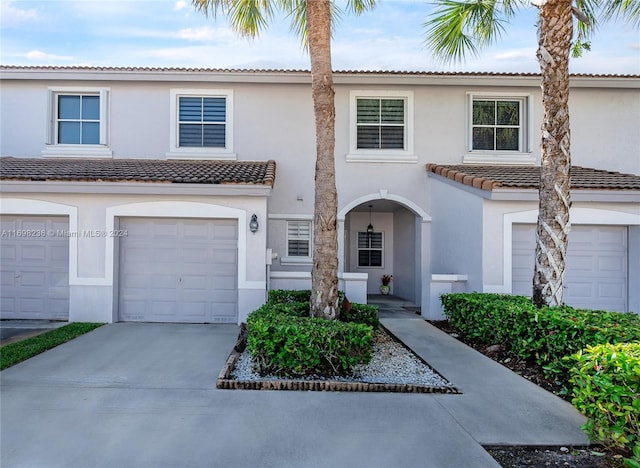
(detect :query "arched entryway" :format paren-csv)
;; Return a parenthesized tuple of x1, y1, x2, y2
(338, 194, 431, 312)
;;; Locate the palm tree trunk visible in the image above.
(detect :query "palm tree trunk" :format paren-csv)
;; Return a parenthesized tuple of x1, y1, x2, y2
(307, 0, 339, 319)
(532, 0, 573, 307)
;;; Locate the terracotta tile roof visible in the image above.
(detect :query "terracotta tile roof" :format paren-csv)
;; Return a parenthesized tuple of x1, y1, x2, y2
(1, 65, 638, 79)
(426, 164, 640, 191)
(0, 157, 276, 187)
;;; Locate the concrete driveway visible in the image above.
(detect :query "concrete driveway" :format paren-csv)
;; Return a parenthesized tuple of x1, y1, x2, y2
(1, 322, 503, 468)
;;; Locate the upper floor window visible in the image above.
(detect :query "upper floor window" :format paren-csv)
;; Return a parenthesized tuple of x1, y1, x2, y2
(57, 95, 100, 144)
(472, 99, 521, 151)
(348, 90, 415, 163)
(464, 93, 534, 165)
(356, 98, 405, 150)
(43, 87, 112, 158)
(168, 89, 235, 159)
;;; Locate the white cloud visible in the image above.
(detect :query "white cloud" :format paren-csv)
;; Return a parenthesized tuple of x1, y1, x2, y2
(0, 1, 38, 27)
(26, 50, 74, 62)
(494, 48, 537, 61)
(175, 26, 236, 42)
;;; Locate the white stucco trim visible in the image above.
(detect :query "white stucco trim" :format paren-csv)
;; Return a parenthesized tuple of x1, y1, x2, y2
(0, 198, 83, 284)
(338, 192, 431, 222)
(484, 207, 640, 293)
(105, 201, 253, 289)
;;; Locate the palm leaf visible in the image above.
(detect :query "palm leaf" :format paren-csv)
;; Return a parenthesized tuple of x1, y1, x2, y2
(424, 0, 519, 63)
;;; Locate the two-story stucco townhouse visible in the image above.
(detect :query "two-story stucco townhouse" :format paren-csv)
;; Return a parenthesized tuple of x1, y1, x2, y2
(1, 66, 639, 324)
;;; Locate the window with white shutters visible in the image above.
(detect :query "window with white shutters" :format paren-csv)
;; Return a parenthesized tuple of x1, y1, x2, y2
(358, 231, 383, 267)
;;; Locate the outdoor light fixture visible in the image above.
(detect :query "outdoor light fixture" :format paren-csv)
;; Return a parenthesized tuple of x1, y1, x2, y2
(249, 214, 259, 233)
(367, 205, 374, 235)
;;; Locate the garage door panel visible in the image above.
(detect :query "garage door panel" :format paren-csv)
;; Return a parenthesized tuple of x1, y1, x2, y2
(214, 223, 237, 239)
(513, 224, 627, 312)
(598, 282, 625, 298)
(0, 215, 70, 320)
(2, 244, 17, 261)
(598, 255, 625, 272)
(567, 254, 593, 272)
(118, 217, 238, 323)
(22, 245, 47, 261)
(20, 271, 46, 287)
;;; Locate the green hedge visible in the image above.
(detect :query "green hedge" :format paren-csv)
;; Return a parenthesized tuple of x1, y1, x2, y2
(247, 309, 373, 377)
(248, 291, 377, 377)
(569, 343, 640, 464)
(342, 303, 379, 329)
(440, 293, 640, 382)
(266, 289, 379, 328)
(440, 293, 533, 344)
(268, 289, 345, 306)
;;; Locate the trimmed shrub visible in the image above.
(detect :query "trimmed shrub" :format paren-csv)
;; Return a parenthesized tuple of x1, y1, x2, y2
(440, 293, 640, 384)
(341, 303, 379, 329)
(440, 293, 534, 344)
(569, 343, 640, 462)
(266, 289, 377, 326)
(268, 289, 313, 304)
(268, 289, 345, 306)
(247, 310, 373, 377)
(522, 306, 640, 380)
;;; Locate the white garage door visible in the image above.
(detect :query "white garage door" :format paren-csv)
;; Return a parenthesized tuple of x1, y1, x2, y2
(0, 215, 70, 320)
(512, 224, 628, 312)
(118, 217, 238, 323)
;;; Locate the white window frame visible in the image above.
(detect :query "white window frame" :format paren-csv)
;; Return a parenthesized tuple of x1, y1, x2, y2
(43, 87, 112, 158)
(347, 90, 415, 163)
(167, 88, 235, 160)
(464, 92, 534, 165)
(357, 231, 384, 268)
(282, 220, 313, 265)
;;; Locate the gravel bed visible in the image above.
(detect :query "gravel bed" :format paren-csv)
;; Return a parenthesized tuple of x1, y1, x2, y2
(231, 328, 454, 388)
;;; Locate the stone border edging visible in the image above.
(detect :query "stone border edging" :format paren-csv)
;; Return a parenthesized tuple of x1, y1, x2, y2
(217, 324, 461, 394)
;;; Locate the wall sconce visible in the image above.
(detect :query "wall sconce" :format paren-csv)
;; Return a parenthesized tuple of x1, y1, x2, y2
(366, 205, 374, 235)
(249, 214, 259, 233)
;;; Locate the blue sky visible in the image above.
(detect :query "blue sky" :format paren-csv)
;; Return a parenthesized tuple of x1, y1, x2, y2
(1, 0, 639, 73)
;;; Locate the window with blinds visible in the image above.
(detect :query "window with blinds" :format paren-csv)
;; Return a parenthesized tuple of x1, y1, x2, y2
(358, 231, 383, 267)
(178, 96, 226, 148)
(356, 98, 405, 150)
(287, 221, 311, 257)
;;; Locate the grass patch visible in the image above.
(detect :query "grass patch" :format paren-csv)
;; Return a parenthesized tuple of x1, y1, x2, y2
(1, 322, 105, 370)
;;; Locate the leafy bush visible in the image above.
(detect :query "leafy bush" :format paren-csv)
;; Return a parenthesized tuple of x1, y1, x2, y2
(524, 306, 640, 380)
(247, 309, 373, 377)
(569, 343, 640, 463)
(268, 289, 314, 304)
(440, 293, 534, 344)
(251, 301, 310, 319)
(266, 289, 377, 327)
(341, 303, 379, 329)
(268, 289, 345, 306)
(440, 293, 640, 384)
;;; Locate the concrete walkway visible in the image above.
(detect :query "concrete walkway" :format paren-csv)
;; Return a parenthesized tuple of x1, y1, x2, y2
(0, 308, 589, 468)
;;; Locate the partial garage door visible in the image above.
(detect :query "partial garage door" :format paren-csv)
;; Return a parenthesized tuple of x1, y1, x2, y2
(512, 224, 628, 312)
(118, 217, 238, 323)
(0, 215, 70, 320)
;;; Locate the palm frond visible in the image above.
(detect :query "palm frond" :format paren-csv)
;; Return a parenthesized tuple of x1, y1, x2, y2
(601, 0, 640, 27)
(424, 0, 517, 63)
(191, 0, 274, 38)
